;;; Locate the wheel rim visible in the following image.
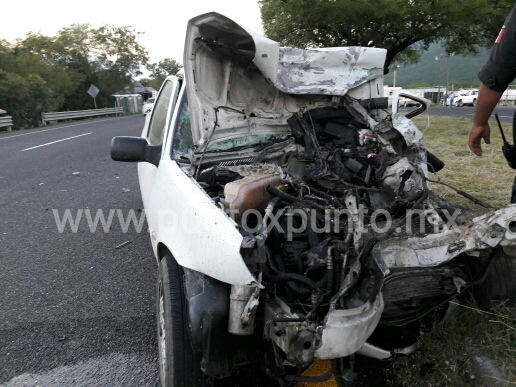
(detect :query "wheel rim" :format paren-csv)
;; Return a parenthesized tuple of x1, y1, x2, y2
(158, 280, 167, 383)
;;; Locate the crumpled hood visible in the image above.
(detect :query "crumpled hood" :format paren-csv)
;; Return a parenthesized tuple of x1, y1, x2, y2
(184, 12, 387, 150)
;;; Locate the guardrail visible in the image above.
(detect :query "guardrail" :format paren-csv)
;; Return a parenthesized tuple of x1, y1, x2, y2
(41, 107, 124, 126)
(0, 116, 13, 131)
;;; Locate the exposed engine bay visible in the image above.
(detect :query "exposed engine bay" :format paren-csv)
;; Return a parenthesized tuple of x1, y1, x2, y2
(194, 94, 516, 382)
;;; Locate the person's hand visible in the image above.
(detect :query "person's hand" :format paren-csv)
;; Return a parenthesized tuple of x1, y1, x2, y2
(469, 123, 491, 156)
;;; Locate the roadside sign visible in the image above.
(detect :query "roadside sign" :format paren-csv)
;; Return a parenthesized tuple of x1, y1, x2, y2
(87, 84, 100, 109)
(87, 84, 99, 98)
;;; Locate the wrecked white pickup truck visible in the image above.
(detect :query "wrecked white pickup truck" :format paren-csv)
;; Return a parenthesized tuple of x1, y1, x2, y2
(111, 12, 516, 386)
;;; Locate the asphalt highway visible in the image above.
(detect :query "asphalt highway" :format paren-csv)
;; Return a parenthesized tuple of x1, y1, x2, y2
(1, 116, 160, 385)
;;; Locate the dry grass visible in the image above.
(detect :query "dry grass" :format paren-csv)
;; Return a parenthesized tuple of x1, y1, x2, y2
(387, 115, 516, 386)
(412, 115, 514, 208)
(388, 304, 516, 387)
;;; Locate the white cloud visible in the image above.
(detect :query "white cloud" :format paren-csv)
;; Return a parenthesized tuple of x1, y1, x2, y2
(2, 0, 264, 63)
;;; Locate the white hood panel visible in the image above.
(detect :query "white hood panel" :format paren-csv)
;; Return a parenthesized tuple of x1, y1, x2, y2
(275, 47, 386, 95)
(184, 12, 387, 149)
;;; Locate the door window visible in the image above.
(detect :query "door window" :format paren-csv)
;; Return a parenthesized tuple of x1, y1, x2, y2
(171, 91, 193, 160)
(147, 81, 174, 146)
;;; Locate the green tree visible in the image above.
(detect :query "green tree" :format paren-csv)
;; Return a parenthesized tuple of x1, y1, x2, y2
(147, 58, 182, 78)
(18, 24, 148, 110)
(259, 0, 514, 73)
(0, 24, 149, 128)
(52, 24, 149, 110)
(140, 77, 166, 91)
(145, 58, 182, 91)
(0, 40, 82, 127)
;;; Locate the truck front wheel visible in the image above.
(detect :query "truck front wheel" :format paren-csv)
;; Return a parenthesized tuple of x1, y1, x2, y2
(157, 253, 210, 387)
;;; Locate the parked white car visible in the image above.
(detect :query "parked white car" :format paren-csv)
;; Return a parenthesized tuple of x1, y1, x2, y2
(142, 97, 156, 115)
(111, 12, 516, 387)
(454, 89, 479, 107)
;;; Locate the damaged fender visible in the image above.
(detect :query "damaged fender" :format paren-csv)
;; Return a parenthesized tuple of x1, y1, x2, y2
(146, 159, 256, 285)
(374, 205, 516, 269)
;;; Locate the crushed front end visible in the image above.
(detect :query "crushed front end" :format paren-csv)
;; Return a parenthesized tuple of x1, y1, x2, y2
(184, 12, 516, 384)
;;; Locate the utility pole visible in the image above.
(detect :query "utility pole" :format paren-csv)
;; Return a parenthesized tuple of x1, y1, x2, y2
(435, 56, 441, 104)
(436, 53, 454, 104)
(446, 55, 451, 95)
(393, 65, 400, 87)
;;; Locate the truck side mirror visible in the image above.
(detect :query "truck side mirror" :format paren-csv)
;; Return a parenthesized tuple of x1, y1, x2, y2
(392, 91, 431, 119)
(110, 136, 161, 166)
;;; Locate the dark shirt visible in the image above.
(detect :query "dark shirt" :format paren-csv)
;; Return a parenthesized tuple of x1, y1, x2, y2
(479, 5, 516, 92)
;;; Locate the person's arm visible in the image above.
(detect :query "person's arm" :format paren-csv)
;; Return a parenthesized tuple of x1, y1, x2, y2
(469, 4, 516, 156)
(469, 84, 503, 156)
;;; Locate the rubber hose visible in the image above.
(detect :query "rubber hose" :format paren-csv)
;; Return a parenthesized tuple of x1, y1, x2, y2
(266, 185, 299, 203)
(263, 271, 319, 291)
(268, 250, 315, 296)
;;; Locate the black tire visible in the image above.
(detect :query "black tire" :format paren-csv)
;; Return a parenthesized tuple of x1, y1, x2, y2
(458, 100, 463, 107)
(157, 253, 209, 387)
(473, 99, 477, 107)
(471, 249, 516, 308)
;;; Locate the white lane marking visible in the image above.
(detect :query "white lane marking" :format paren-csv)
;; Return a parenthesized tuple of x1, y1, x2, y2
(0, 116, 137, 140)
(21, 133, 91, 151)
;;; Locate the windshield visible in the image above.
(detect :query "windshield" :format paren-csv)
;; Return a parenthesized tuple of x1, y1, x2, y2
(170, 88, 292, 160)
(147, 98, 156, 104)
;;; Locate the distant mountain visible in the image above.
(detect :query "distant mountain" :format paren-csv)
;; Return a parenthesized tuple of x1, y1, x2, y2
(383, 43, 490, 88)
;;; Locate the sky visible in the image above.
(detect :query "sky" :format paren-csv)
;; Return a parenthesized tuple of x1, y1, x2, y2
(2, 0, 264, 64)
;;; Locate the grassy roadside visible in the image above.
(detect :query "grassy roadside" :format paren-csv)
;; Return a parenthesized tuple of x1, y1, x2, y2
(388, 304, 516, 386)
(413, 115, 515, 208)
(386, 115, 516, 386)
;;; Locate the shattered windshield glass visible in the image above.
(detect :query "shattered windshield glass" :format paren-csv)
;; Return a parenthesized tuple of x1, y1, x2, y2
(204, 134, 291, 153)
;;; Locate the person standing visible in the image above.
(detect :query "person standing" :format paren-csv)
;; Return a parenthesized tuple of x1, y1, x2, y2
(443, 92, 449, 106)
(469, 5, 516, 156)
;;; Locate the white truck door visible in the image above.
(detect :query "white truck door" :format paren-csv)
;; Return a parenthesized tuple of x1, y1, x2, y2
(138, 78, 180, 210)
